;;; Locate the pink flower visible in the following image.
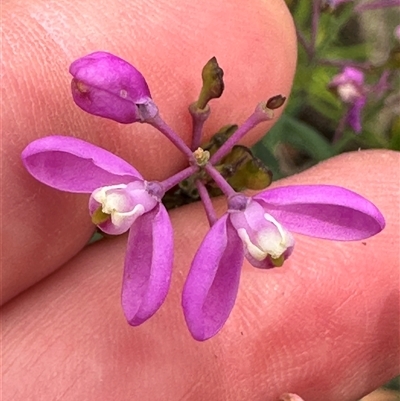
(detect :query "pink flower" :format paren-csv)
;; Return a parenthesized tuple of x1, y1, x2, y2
(329, 67, 366, 133)
(22, 136, 173, 326)
(183, 186, 385, 340)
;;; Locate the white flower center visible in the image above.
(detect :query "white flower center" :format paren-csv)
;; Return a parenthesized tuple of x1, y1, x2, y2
(337, 83, 361, 103)
(237, 213, 292, 261)
(92, 184, 145, 228)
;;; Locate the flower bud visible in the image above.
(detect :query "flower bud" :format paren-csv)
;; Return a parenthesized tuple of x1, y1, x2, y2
(196, 57, 225, 110)
(70, 51, 157, 123)
(266, 94, 286, 110)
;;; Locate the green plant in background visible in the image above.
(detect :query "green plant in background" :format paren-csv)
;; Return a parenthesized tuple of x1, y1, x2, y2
(253, 0, 400, 180)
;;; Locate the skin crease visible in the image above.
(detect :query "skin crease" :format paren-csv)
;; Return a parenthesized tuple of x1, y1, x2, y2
(1, 0, 296, 304)
(2, 151, 400, 401)
(1, 1, 399, 401)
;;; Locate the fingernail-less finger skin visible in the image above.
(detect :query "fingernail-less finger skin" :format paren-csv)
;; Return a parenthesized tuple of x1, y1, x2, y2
(1, 0, 297, 303)
(2, 150, 399, 401)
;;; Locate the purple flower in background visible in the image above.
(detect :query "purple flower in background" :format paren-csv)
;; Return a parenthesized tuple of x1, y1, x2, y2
(182, 185, 385, 341)
(70, 51, 158, 123)
(22, 136, 173, 326)
(329, 67, 366, 133)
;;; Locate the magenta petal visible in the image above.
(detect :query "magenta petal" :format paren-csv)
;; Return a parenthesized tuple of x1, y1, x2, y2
(330, 67, 364, 87)
(21, 136, 142, 193)
(342, 67, 365, 86)
(122, 204, 173, 326)
(70, 51, 153, 124)
(70, 51, 151, 103)
(254, 185, 385, 240)
(182, 216, 244, 341)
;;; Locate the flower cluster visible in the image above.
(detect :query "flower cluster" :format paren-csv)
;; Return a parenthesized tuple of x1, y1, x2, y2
(22, 52, 385, 341)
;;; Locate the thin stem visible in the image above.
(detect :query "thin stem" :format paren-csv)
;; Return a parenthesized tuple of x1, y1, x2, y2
(332, 111, 348, 144)
(210, 107, 272, 165)
(196, 180, 218, 226)
(295, 23, 313, 60)
(355, 0, 400, 12)
(189, 103, 210, 150)
(205, 164, 236, 198)
(160, 165, 199, 192)
(147, 114, 194, 160)
(311, 0, 321, 57)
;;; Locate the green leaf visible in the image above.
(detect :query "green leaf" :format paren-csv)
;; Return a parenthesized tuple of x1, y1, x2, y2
(258, 114, 335, 162)
(202, 124, 238, 155)
(214, 146, 273, 191)
(325, 43, 369, 61)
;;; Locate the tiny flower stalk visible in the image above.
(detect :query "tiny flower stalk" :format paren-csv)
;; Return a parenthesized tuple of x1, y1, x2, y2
(190, 57, 224, 150)
(189, 104, 210, 151)
(195, 179, 218, 226)
(209, 97, 281, 165)
(159, 165, 199, 192)
(145, 113, 194, 160)
(205, 164, 237, 198)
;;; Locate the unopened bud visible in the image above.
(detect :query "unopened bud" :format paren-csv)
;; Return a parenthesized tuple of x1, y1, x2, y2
(196, 57, 224, 109)
(70, 51, 154, 124)
(266, 94, 286, 110)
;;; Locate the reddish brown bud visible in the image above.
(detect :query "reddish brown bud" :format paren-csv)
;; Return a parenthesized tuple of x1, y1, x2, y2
(266, 94, 286, 110)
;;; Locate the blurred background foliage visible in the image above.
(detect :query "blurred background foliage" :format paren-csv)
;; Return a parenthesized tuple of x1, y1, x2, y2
(252, 0, 400, 180)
